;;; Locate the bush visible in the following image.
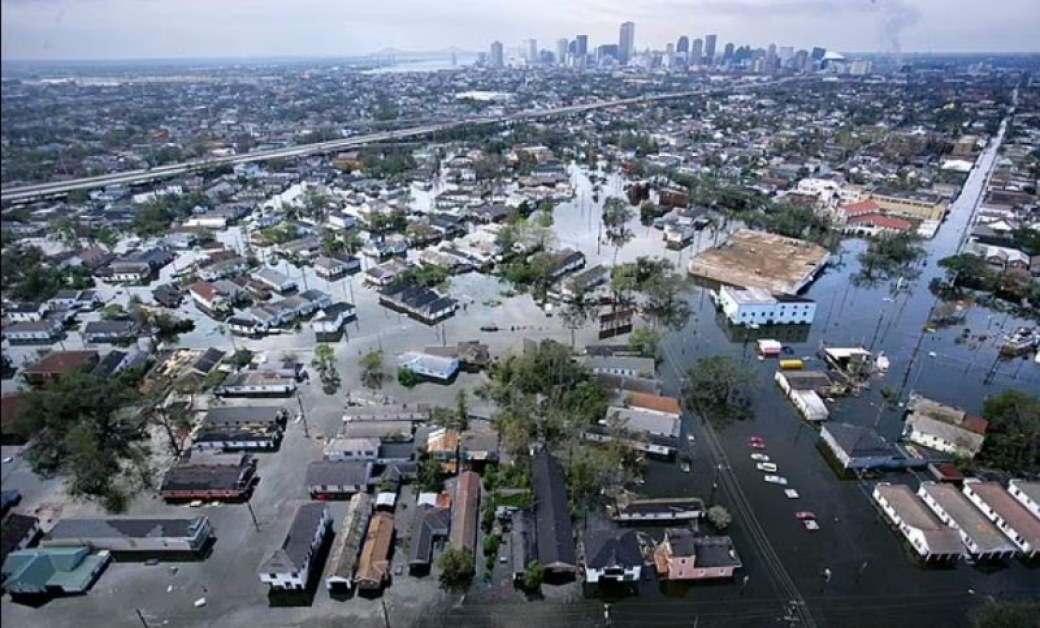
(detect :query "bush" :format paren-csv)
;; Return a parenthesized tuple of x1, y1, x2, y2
(707, 505, 732, 530)
(398, 368, 418, 388)
(438, 548, 475, 591)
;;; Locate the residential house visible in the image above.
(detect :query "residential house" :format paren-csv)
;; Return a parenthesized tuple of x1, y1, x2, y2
(1, 514, 41, 565)
(581, 530, 643, 584)
(82, 320, 138, 344)
(917, 482, 1018, 560)
(961, 480, 1040, 559)
(312, 302, 357, 342)
(1, 547, 111, 597)
(406, 505, 451, 575)
(190, 347, 226, 376)
(328, 211, 358, 231)
(325, 493, 374, 593)
(253, 268, 297, 294)
(152, 284, 183, 308)
(449, 472, 481, 556)
(529, 448, 578, 578)
(378, 282, 458, 325)
(774, 370, 832, 422)
(4, 302, 49, 323)
(198, 256, 249, 282)
(306, 461, 374, 499)
(609, 497, 705, 524)
(869, 189, 948, 222)
(159, 454, 257, 502)
(324, 437, 380, 462)
(108, 261, 153, 284)
(903, 394, 988, 458)
(581, 356, 655, 379)
(4, 320, 65, 345)
(585, 406, 681, 458)
(820, 423, 900, 470)
(653, 529, 742, 581)
(21, 351, 99, 386)
(715, 286, 816, 326)
(48, 290, 100, 312)
(214, 370, 297, 397)
(314, 255, 361, 280)
(354, 511, 395, 591)
(872, 483, 966, 562)
(397, 351, 460, 383)
(1008, 480, 1040, 519)
(549, 248, 586, 280)
(364, 258, 412, 287)
(42, 516, 213, 556)
(258, 503, 332, 590)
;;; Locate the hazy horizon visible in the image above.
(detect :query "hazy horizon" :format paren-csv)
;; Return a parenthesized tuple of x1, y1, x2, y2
(2, 0, 1038, 62)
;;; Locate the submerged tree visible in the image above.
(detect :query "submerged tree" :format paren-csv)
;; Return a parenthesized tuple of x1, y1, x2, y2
(602, 197, 635, 263)
(682, 356, 756, 429)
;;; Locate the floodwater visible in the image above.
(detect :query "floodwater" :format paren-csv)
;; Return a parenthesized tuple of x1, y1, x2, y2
(598, 120, 1040, 627)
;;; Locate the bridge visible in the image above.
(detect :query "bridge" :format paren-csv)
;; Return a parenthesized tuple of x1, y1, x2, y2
(0, 78, 791, 205)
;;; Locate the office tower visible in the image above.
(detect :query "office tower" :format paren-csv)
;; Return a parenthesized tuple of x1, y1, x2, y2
(722, 42, 735, 64)
(540, 50, 555, 65)
(793, 49, 809, 72)
(597, 44, 620, 62)
(557, 38, 569, 65)
(811, 46, 826, 61)
(677, 36, 689, 54)
(490, 40, 504, 68)
(527, 39, 538, 64)
(704, 34, 717, 65)
(665, 43, 675, 55)
(690, 38, 703, 65)
(575, 34, 588, 58)
(619, 21, 635, 65)
(766, 43, 777, 71)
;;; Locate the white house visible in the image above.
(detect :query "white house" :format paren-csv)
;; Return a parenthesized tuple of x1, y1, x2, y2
(820, 422, 898, 470)
(253, 268, 297, 294)
(324, 437, 380, 462)
(715, 286, 816, 326)
(872, 483, 966, 562)
(581, 356, 656, 379)
(1008, 480, 1040, 519)
(258, 503, 331, 590)
(312, 302, 357, 341)
(397, 352, 459, 382)
(328, 211, 358, 230)
(962, 480, 1040, 559)
(917, 482, 1018, 560)
(5, 302, 49, 323)
(4, 320, 64, 344)
(581, 530, 643, 584)
(306, 461, 374, 498)
(215, 371, 297, 397)
(189, 281, 231, 315)
(903, 394, 988, 458)
(43, 516, 213, 555)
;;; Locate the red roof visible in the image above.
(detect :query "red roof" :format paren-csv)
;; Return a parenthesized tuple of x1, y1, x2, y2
(846, 213, 913, 231)
(23, 350, 99, 375)
(189, 281, 218, 301)
(840, 200, 882, 216)
(962, 414, 989, 435)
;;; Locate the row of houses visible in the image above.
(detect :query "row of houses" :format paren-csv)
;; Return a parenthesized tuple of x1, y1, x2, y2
(873, 479, 1040, 562)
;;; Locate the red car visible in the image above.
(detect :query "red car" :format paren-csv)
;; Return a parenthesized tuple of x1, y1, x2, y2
(748, 437, 766, 450)
(794, 511, 817, 521)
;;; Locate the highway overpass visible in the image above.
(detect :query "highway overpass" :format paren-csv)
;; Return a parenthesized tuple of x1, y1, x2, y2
(1, 78, 790, 205)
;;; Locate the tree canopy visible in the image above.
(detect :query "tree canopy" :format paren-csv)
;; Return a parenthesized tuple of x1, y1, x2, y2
(438, 547, 475, 591)
(980, 389, 1040, 473)
(683, 356, 756, 429)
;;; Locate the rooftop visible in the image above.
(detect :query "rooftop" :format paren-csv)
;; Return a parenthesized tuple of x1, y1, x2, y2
(46, 516, 208, 542)
(326, 493, 373, 580)
(874, 484, 964, 556)
(688, 229, 830, 295)
(258, 502, 328, 574)
(963, 481, 1040, 549)
(919, 482, 1014, 553)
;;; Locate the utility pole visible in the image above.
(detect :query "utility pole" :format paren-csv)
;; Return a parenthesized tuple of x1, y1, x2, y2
(246, 501, 260, 531)
(380, 599, 392, 628)
(296, 393, 310, 438)
(135, 609, 149, 628)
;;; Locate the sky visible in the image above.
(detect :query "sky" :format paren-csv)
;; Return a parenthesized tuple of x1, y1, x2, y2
(1, 0, 1037, 61)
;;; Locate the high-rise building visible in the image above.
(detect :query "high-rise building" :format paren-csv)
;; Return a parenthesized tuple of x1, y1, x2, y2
(619, 22, 635, 65)
(811, 47, 826, 61)
(794, 49, 809, 72)
(597, 44, 620, 63)
(557, 38, 569, 65)
(527, 39, 538, 64)
(490, 41, 504, 68)
(676, 36, 689, 54)
(704, 34, 717, 65)
(766, 43, 777, 72)
(690, 38, 703, 65)
(575, 34, 588, 62)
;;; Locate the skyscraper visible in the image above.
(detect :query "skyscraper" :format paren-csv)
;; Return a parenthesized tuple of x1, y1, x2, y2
(811, 47, 826, 61)
(676, 36, 689, 54)
(527, 39, 538, 64)
(766, 43, 777, 72)
(619, 22, 635, 65)
(490, 41, 504, 68)
(575, 34, 588, 60)
(723, 42, 735, 64)
(690, 38, 703, 65)
(704, 34, 717, 65)
(557, 38, 569, 66)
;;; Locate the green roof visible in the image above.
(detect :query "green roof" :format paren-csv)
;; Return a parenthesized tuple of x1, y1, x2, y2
(1, 547, 109, 594)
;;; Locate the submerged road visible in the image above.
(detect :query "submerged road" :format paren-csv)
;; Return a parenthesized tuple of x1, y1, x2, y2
(0, 77, 795, 204)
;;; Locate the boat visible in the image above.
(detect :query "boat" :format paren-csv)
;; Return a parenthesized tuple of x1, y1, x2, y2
(764, 475, 788, 486)
(756, 462, 778, 473)
(875, 352, 890, 372)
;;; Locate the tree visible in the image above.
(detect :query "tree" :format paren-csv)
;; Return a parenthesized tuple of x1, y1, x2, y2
(521, 560, 545, 591)
(628, 327, 662, 360)
(559, 283, 598, 348)
(312, 344, 340, 395)
(972, 598, 1040, 628)
(228, 349, 254, 369)
(979, 389, 1040, 473)
(683, 356, 756, 429)
(416, 449, 445, 493)
(13, 370, 147, 511)
(455, 389, 470, 432)
(602, 197, 635, 263)
(640, 270, 693, 331)
(438, 548, 475, 591)
(397, 367, 419, 388)
(359, 349, 384, 390)
(855, 232, 926, 284)
(707, 505, 732, 530)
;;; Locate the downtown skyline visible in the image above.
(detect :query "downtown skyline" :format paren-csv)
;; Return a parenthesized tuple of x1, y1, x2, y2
(2, 0, 1039, 61)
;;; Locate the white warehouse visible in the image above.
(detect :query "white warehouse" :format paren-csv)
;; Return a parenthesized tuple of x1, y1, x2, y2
(715, 286, 816, 327)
